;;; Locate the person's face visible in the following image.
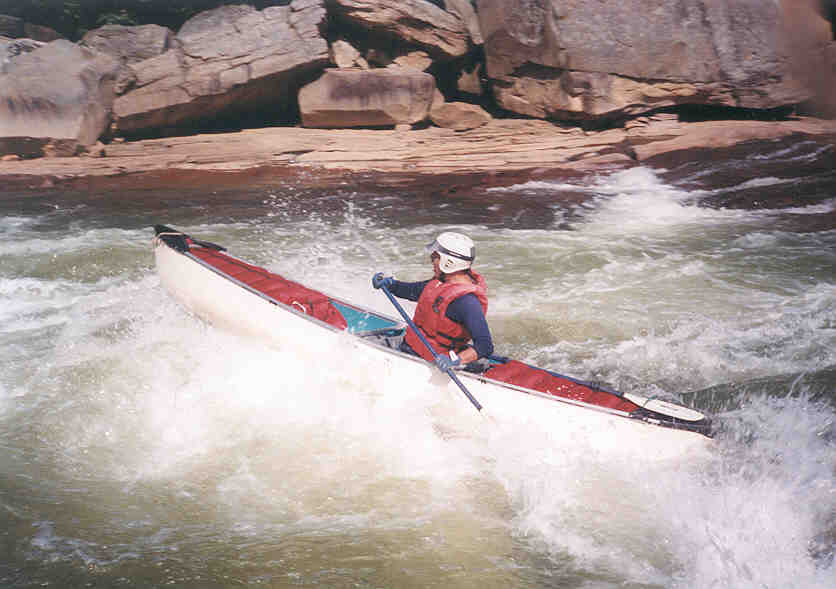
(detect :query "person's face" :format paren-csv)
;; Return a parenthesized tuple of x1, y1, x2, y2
(431, 251, 441, 278)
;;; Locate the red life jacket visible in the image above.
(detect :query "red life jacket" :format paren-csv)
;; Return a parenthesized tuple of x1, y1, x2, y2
(404, 271, 488, 362)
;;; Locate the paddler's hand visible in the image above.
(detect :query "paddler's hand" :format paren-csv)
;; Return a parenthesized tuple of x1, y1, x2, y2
(434, 350, 461, 372)
(372, 272, 394, 290)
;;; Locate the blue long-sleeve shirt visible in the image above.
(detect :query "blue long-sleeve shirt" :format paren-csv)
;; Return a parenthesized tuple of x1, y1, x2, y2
(389, 279, 494, 358)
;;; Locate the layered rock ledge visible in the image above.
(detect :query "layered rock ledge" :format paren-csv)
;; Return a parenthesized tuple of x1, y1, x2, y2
(2, 115, 835, 192)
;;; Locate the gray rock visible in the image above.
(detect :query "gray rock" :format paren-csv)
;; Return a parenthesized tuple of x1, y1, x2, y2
(81, 24, 174, 65)
(298, 69, 436, 127)
(0, 40, 121, 156)
(113, 0, 329, 135)
(1, 36, 45, 73)
(478, 0, 833, 120)
(329, 0, 470, 60)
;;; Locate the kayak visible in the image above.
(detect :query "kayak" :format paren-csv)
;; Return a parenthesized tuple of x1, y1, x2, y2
(153, 225, 713, 457)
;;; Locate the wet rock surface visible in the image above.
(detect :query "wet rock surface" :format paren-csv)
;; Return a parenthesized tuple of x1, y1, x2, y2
(1, 114, 833, 198)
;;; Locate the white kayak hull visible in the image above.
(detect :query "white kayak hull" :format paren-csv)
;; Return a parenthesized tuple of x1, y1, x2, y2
(153, 227, 713, 461)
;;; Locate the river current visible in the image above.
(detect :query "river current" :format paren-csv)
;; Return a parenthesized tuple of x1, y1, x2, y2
(1, 137, 835, 587)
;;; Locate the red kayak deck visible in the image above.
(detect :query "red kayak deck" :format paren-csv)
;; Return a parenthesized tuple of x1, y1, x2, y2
(483, 360, 639, 413)
(186, 241, 637, 413)
(188, 244, 348, 330)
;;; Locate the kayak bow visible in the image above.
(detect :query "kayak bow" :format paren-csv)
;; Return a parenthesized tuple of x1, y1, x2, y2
(153, 225, 713, 449)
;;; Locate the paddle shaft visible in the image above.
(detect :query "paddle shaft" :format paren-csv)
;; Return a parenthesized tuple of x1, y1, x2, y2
(380, 285, 482, 412)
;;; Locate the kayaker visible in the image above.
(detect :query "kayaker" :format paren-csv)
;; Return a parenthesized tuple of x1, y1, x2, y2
(372, 232, 494, 372)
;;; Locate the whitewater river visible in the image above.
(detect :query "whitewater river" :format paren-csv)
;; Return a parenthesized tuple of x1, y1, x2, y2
(1, 137, 834, 587)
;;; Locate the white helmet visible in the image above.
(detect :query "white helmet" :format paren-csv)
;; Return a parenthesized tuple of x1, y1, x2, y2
(427, 232, 475, 273)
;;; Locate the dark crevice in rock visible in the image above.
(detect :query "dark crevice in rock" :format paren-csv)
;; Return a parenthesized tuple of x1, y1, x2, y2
(673, 103, 798, 122)
(508, 62, 562, 81)
(119, 63, 326, 140)
(824, 0, 836, 38)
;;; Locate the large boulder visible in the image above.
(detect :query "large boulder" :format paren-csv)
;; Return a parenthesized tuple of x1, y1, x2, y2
(298, 69, 436, 127)
(81, 24, 174, 65)
(328, 0, 471, 60)
(0, 40, 120, 157)
(1, 36, 44, 73)
(112, 0, 329, 135)
(477, 0, 834, 121)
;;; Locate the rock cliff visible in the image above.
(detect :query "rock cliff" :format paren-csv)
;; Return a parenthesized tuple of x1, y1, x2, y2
(0, 0, 833, 160)
(112, 1, 329, 135)
(478, 0, 834, 120)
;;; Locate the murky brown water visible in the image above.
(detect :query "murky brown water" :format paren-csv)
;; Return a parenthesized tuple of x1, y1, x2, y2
(1, 137, 834, 587)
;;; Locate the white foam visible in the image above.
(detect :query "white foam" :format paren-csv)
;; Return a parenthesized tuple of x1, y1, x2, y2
(580, 167, 727, 234)
(707, 176, 794, 196)
(0, 226, 146, 257)
(486, 180, 593, 194)
(732, 232, 780, 248)
(778, 198, 836, 215)
(750, 141, 833, 162)
(3, 181, 834, 585)
(665, 395, 835, 588)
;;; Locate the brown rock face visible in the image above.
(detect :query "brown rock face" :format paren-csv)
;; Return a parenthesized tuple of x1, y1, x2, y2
(299, 69, 436, 127)
(445, 0, 484, 45)
(331, 39, 369, 69)
(112, 0, 329, 135)
(477, 0, 834, 120)
(328, 0, 471, 60)
(0, 40, 120, 156)
(430, 101, 492, 130)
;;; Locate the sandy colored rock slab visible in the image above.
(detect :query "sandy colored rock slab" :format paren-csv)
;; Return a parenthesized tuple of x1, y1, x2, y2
(1, 117, 834, 191)
(629, 117, 836, 161)
(430, 102, 492, 130)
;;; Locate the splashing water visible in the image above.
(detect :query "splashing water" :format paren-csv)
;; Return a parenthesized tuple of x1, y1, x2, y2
(1, 153, 834, 587)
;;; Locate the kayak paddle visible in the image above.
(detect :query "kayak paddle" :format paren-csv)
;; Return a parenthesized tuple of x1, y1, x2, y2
(379, 283, 483, 412)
